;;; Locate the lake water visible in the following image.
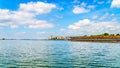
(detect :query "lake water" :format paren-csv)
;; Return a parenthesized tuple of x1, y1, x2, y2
(0, 40, 120, 68)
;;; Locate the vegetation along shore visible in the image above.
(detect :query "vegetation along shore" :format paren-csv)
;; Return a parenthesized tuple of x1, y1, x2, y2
(49, 33, 120, 43)
(69, 33, 120, 43)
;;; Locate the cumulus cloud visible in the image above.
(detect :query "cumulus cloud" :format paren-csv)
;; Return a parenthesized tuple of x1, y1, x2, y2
(72, 6, 90, 14)
(19, 2, 56, 14)
(111, 0, 120, 8)
(68, 19, 120, 34)
(72, 2, 95, 14)
(0, 2, 56, 29)
(68, 19, 91, 30)
(29, 20, 54, 29)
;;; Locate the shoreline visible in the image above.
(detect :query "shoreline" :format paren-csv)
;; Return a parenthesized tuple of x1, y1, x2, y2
(68, 39, 120, 43)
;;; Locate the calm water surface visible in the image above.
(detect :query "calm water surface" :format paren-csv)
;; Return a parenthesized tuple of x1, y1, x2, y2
(0, 40, 120, 68)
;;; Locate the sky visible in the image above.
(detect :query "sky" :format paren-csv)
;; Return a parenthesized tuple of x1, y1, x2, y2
(0, 0, 120, 39)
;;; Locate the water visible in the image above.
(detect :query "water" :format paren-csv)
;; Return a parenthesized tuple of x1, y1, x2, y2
(0, 40, 120, 68)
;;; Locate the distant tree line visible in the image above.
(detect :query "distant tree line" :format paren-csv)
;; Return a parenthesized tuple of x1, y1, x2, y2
(0, 38, 5, 40)
(85, 33, 120, 36)
(70, 33, 120, 39)
(97, 33, 120, 36)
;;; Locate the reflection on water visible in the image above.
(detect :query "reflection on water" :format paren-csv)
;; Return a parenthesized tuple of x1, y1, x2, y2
(0, 40, 120, 67)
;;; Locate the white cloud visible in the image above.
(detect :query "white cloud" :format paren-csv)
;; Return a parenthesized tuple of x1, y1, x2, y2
(68, 19, 91, 30)
(0, 1, 56, 29)
(10, 25, 18, 29)
(72, 6, 90, 14)
(72, 2, 94, 14)
(99, 13, 109, 20)
(57, 7, 64, 11)
(55, 15, 63, 19)
(92, 15, 98, 19)
(87, 5, 95, 9)
(111, 0, 120, 8)
(19, 2, 56, 15)
(0, 9, 10, 20)
(111, 13, 115, 16)
(28, 20, 54, 29)
(60, 28, 66, 31)
(72, 0, 80, 4)
(80, 2, 86, 7)
(68, 19, 120, 34)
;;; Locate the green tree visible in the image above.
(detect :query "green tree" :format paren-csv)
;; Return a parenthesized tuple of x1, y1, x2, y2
(116, 34, 120, 36)
(103, 33, 109, 36)
(2, 38, 5, 40)
(84, 35, 87, 36)
(110, 34, 115, 36)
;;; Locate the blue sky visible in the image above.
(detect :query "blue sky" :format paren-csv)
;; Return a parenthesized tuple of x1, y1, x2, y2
(0, 0, 120, 39)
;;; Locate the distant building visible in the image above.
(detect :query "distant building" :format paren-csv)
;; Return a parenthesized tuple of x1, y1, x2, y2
(49, 35, 70, 40)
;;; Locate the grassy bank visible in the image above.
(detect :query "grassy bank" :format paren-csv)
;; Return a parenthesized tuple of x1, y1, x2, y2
(69, 33, 120, 43)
